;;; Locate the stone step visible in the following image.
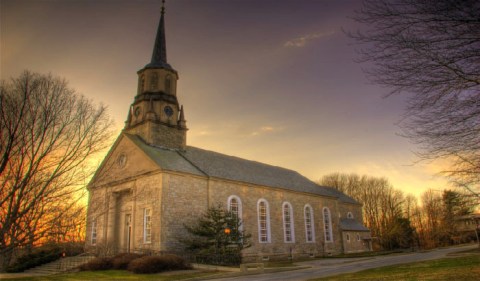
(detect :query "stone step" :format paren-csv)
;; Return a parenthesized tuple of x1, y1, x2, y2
(23, 254, 95, 275)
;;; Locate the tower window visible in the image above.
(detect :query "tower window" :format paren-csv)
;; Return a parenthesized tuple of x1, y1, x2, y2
(139, 76, 145, 93)
(257, 199, 271, 243)
(347, 212, 353, 219)
(283, 202, 295, 243)
(150, 73, 158, 91)
(165, 75, 171, 94)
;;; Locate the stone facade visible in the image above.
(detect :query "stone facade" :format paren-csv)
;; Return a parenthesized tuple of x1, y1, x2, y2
(85, 3, 371, 260)
(86, 134, 371, 259)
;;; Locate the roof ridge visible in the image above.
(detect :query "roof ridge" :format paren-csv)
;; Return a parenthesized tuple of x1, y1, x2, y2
(186, 145, 303, 173)
(176, 149, 209, 177)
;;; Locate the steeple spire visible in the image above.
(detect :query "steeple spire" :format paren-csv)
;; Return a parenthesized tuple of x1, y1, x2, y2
(127, 0, 186, 150)
(146, 0, 173, 70)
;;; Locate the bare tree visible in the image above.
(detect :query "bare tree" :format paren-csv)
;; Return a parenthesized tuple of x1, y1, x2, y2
(0, 71, 113, 270)
(420, 190, 443, 248)
(349, 0, 480, 194)
(320, 173, 410, 250)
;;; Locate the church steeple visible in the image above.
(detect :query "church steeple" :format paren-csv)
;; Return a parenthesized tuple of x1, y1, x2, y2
(145, 0, 173, 71)
(124, 0, 187, 150)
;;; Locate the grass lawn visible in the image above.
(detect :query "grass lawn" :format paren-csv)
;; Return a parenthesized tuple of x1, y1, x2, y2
(1, 270, 220, 281)
(310, 252, 480, 281)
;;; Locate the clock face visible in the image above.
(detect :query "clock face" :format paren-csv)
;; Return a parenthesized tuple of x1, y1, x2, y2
(117, 153, 127, 168)
(164, 106, 174, 117)
(134, 106, 141, 117)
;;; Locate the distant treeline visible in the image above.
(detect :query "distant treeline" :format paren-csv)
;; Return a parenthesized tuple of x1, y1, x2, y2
(319, 173, 476, 250)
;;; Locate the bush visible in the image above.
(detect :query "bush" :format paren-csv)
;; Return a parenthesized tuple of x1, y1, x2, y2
(61, 242, 85, 256)
(111, 253, 144, 270)
(6, 246, 62, 272)
(127, 255, 191, 274)
(78, 257, 113, 271)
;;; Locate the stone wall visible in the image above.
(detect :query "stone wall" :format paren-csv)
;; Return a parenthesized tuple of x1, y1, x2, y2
(342, 231, 372, 253)
(126, 122, 186, 150)
(160, 172, 209, 252)
(87, 165, 370, 259)
(205, 177, 359, 260)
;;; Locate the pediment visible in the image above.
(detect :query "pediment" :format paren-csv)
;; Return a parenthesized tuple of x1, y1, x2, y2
(89, 133, 161, 188)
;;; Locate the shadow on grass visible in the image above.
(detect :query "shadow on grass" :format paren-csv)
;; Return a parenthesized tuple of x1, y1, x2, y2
(0, 269, 220, 281)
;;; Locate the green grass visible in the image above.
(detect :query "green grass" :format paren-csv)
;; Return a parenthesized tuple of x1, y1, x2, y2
(310, 254, 480, 281)
(264, 260, 297, 268)
(451, 246, 480, 255)
(1, 270, 219, 281)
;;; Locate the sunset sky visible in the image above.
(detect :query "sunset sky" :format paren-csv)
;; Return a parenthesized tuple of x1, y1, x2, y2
(1, 0, 450, 198)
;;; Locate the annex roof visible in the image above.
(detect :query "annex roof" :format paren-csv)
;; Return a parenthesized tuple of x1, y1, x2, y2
(340, 218, 370, 232)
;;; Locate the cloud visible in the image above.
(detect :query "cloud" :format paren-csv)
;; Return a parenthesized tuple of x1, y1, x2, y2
(250, 126, 285, 136)
(260, 126, 275, 132)
(284, 31, 335, 48)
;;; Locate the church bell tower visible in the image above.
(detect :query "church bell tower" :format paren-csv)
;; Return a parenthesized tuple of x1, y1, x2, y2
(124, 1, 187, 150)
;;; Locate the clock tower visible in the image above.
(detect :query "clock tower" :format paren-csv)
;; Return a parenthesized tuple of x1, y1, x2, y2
(124, 1, 187, 150)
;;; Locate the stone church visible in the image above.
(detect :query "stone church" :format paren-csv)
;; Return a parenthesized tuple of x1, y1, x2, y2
(85, 4, 371, 261)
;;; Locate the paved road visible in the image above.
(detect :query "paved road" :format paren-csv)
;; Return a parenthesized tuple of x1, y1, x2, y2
(213, 244, 478, 281)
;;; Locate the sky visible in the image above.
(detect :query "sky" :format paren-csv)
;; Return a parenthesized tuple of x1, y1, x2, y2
(1, 0, 451, 198)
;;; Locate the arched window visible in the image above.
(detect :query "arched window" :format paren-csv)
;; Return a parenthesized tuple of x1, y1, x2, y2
(282, 202, 295, 243)
(347, 212, 353, 219)
(346, 233, 350, 242)
(323, 207, 333, 242)
(139, 75, 145, 93)
(150, 72, 158, 91)
(257, 199, 271, 243)
(304, 204, 315, 243)
(356, 234, 361, 241)
(227, 195, 243, 230)
(165, 75, 172, 94)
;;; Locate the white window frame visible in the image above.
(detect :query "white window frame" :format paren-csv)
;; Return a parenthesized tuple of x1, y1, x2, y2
(91, 219, 97, 245)
(144, 208, 152, 243)
(323, 207, 333, 243)
(227, 195, 243, 231)
(282, 202, 295, 243)
(227, 195, 243, 219)
(304, 204, 315, 243)
(257, 199, 271, 243)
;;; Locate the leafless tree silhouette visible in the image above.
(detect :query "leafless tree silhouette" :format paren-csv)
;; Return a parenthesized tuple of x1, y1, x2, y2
(349, 0, 480, 194)
(0, 71, 114, 270)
